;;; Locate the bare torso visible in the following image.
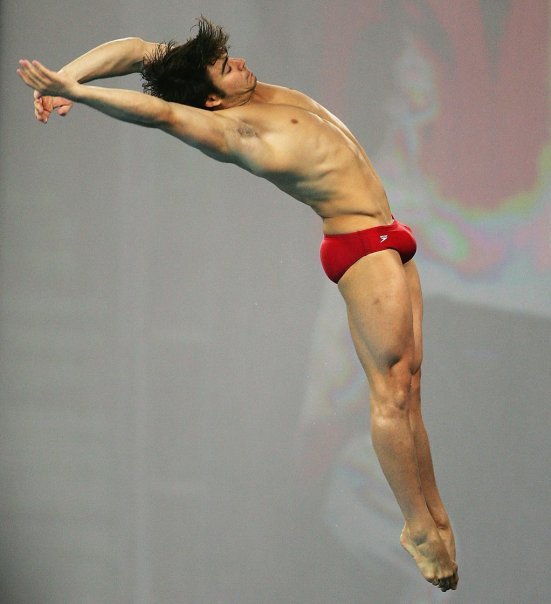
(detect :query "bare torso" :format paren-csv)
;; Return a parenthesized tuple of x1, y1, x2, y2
(220, 83, 393, 234)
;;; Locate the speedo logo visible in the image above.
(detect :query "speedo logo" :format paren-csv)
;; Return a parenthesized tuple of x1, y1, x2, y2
(379, 234, 388, 242)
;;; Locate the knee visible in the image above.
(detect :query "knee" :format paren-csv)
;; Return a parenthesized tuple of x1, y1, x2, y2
(371, 362, 414, 418)
(410, 367, 421, 400)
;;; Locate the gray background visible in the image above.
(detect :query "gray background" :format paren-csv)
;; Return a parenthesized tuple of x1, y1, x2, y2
(1, 1, 550, 603)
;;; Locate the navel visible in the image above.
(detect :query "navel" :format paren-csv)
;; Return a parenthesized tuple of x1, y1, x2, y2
(291, 119, 298, 124)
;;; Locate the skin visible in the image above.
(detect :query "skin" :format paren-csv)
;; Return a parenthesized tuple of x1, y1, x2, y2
(18, 36, 458, 591)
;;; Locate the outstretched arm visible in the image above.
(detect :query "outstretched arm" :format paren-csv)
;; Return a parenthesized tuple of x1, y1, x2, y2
(32, 37, 160, 123)
(18, 59, 241, 160)
(60, 37, 159, 83)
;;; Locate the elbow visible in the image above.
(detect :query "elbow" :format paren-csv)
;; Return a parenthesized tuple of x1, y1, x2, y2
(135, 37, 150, 55)
(117, 37, 157, 71)
(156, 103, 175, 130)
(137, 38, 163, 66)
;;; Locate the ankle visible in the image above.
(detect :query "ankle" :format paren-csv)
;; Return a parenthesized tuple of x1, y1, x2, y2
(404, 521, 439, 545)
(429, 510, 451, 531)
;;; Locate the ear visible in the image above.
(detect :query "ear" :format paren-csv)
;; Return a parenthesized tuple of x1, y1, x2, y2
(204, 94, 223, 109)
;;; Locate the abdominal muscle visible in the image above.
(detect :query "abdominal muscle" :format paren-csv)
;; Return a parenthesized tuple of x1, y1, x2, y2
(322, 213, 392, 235)
(299, 176, 394, 236)
(316, 190, 394, 235)
(264, 142, 394, 235)
(289, 124, 394, 234)
(313, 143, 395, 235)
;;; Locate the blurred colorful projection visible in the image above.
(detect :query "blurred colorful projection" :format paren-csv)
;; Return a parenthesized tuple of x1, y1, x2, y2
(298, 2, 549, 599)
(320, 0, 550, 312)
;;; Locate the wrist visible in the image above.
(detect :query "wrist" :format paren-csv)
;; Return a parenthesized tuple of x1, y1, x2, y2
(65, 81, 85, 102)
(59, 67, 83, 84)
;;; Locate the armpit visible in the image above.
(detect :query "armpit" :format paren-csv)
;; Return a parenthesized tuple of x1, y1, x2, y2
(237, 123, 257, 138)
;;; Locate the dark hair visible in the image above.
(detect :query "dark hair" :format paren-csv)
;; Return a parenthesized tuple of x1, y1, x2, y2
(141, 16, 229, 108)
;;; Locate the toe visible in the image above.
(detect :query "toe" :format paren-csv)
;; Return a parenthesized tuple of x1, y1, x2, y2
(451, 567, 459, 589)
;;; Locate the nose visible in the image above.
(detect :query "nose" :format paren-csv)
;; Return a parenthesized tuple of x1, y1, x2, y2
(233, 57, 246, 70)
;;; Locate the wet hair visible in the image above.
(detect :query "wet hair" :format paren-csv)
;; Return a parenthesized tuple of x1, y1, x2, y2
(141, 16, 229, 109)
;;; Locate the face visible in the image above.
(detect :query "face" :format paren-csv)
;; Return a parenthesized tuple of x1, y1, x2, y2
(205, 55, 257, 108)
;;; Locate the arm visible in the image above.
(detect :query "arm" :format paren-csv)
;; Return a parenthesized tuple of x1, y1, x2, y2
(18, 60, 240, 160)
(33, 38, 160, 123)
(59, 37, 158, 83)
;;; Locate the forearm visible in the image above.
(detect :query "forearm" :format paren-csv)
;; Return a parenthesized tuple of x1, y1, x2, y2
(60, 37, 155, 83)
(18, 59, 230, 155)
(72, 83, 171, 128)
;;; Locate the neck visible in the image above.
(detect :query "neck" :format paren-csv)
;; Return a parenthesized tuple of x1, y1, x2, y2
(250, 82, 274, 104)
(215, 81, 271, 110)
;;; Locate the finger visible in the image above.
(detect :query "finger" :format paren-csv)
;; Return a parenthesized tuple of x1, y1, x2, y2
(25, 67, 47, 88)
(30, 59, 48, 72)
(33, 101, 49, 122)
(30, 59, 56, 80)
(34, 98, 45, 115)
(42, 96, 54, 112)
(32, 93, 50, 122)
(17, 68, 35, 89)
(19, 60, 49, 86)
(54, 97, 72, 114)
(17, 62, 30, 81)
(17, 61, 40, 87)
(36, 109, 50, 122)
(19, 59, 36, 75)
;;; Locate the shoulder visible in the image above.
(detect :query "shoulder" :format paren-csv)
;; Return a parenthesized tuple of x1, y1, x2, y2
(253, 82, 339, 128)
(255, 82, 320, 108)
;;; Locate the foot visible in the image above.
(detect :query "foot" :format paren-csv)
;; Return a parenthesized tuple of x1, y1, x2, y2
(436, 522, 456, 563)
(400, 524, 459, 592)
(427, 509, 457, 562)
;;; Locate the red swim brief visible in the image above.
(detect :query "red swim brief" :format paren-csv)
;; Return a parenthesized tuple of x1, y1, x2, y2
(320, 218, 417, 283)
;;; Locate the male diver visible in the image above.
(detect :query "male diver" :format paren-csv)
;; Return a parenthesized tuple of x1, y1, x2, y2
(18, 17, 458, 592)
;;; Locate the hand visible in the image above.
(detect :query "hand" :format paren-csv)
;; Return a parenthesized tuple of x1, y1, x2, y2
(17, 60, 78, 122)
(33, 89, 73, 123)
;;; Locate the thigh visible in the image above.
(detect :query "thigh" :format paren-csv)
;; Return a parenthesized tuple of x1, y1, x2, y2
(338, 249, 415, 382)
(403, 259, 423, 373)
